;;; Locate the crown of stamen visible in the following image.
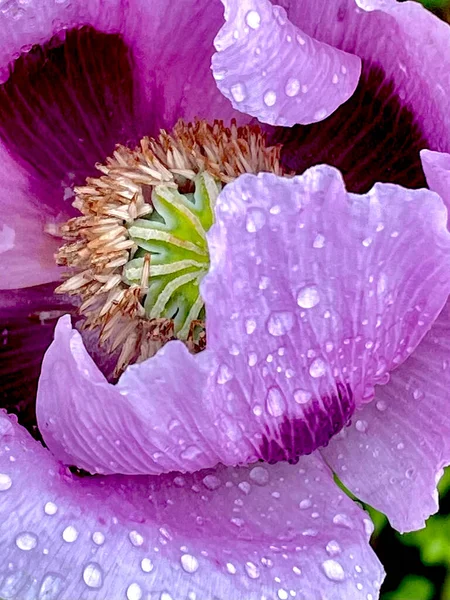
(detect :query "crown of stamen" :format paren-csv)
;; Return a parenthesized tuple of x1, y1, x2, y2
(55, 119, 284, 375)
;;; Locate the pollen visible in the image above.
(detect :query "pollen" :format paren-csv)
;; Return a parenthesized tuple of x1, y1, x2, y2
(55, 119, 284, 375)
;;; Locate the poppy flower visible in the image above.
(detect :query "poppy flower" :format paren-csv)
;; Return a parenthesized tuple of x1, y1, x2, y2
(1, 1, 450, 599)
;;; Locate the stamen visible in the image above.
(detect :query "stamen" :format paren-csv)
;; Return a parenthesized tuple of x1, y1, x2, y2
(55, 119, 284, 374)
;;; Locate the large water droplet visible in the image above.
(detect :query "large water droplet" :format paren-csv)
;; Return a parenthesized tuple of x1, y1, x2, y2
(294, 389, 312, 405)
(217, 363, 233, 384)
(263, 90, 277, 106)
(40, 501, 56, 518)
(297, 286, 320, 308)
(141, 558, 154, 573)
(322, 559, 345, 581)
(285, 77, 300, 97)
(129, 530, 144, 547)
(249, 466, 269, 486)
(299, 498, 312, 509)
(202, 474, 221, 491)
(92, 531, 105, 546)
(230, 82, 246, 103)
(38, 573, 65, 600)
(245, 318, 257, 335)
(181, 554, 200, 573)
(82, 563, 103, 589)
(62, 525, 78, 543)
(267, 311, 294, 336)
(127, 583, 143, 600)
(355, 420, 368, 433)
(246, 9, 261, 29)
(245, 561, 260, 579)
(309, 358, 326, 378)
(246, 208, 266, 232)
(15, 531, 37, 551)
(266, 386, 287, 417)
(0, 473, 12, 491)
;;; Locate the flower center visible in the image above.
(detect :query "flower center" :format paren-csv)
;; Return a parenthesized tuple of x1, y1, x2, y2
(55, 119, 284, 374)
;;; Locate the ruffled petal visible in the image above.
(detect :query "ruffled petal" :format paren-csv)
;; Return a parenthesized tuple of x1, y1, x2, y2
(0, 411, 384, 600)
(421, 149, 450, 217)
(322, 300, 450, 533)
(212, 0, 361, 127)
(37, 166, 450, 476)
(280, 0, 450, 152)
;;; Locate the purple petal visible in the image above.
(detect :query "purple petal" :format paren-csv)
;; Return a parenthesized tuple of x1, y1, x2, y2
(37, 167, 450, 476)
(0, 411, 383, 600)
(212, 0, 361, 126)
(421, 149, 450, 218)
(322, 300, 450, 533)
(280, 0, 450, 152)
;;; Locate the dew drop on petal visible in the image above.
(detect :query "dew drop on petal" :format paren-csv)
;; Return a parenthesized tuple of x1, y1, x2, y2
(297, 286, 320, 308)
(245, 561, 260, 579)
(309, 358, 326, 378)
(249, 466, 269, 486)
(44, 501, 58, 515)
(263, 90, 277, 106)
(266, 386, 287, 417)
(230, 82, 246, 103)
(38, 574, 65, 600)
(326, 540, 341, 556)
(285, 77, 300, 97)
(181, 554, 199, 573)
(355, 420, 368, 433)
(313, 233, 325, 248)
(62, 525, 78, 543)
(267, 311, 294, 336)
(129, 530, 144, 547)
(246, 208, 266, 232)
(83, 563, 103, 589)
(217, 363, 233, 384)
(15, 532, 37, 551)
(299, 498, 312, 509)
(245, 318, 257, 335)
(322, 559, 345, 581)
(141, 558, 154, 573)
(246, 9, 261, 29)
(202, 474, 221, 490)
(92, 531, 105, 546)
(294, 389, 312, 405)
(376, 400, 387, 412)
(0, 473, 12, 491)
(127, 583, 143, 600)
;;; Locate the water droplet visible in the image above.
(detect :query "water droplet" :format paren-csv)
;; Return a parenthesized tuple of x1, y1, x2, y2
(161, 594, 174, 600)
(376, 400, 387, 412)
(238, 481, 251, 494)
(397, 442, 405, 450)
(249, 466, 269, 486)
(15, 532, 37, 551)
(313, 233, 325, 248)
(230, 82, 246, 102)
(181, 553, 199, 573)
(267, 311, 294, 336)
(0, 473, 12, 491)
(141, 558, 154, 573)
(285, 77, 300, 97)
(266, 386, 287, 417)
(127, 583, 143, 600)
(92, 531, 105, 546)
(332, 73, 339, 84)
(355, 420, 368, 433)
(246, 9, 261, 28)
(326, 540, 341, 556)
(83, 563, 103, 588)
(246, 208, 266, 232)
(181, 445, 202, 461)
(129, 530, 144, 547)
(217, 363, 233, 384)
(44, 501, 58, 515)
(277, 590, 289, 600)
(263, 90, 277, 106)
(297, 286, 320, 308)
(38, 573, 65, 600)
(245, 318, 257, 334)
(332, 513, 353, 528)
(294, 389, 312, 405)
(322, 559, 345, 581)
(202, 475, 221, 491)
(62, 525, 78, 543)
(226, 562, 237, 574)
(314, 108, 327, 120)
(309, 358, 326, 378)
(362, 237, 373, 247)
(299, 498, 312, 509)
(293, 565, 302, 575)
(245, 561, 260, 579)
(413, 388, 424, 400)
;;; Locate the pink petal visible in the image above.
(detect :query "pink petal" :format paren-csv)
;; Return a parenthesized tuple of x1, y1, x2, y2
(37, 167, 450, 476)
(322, 300, 450, 533)
(281, 0, 450, 153)
(212, 0, 361, 126)
(421, 149, 450, 219)
(0, 411, 384, 599)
